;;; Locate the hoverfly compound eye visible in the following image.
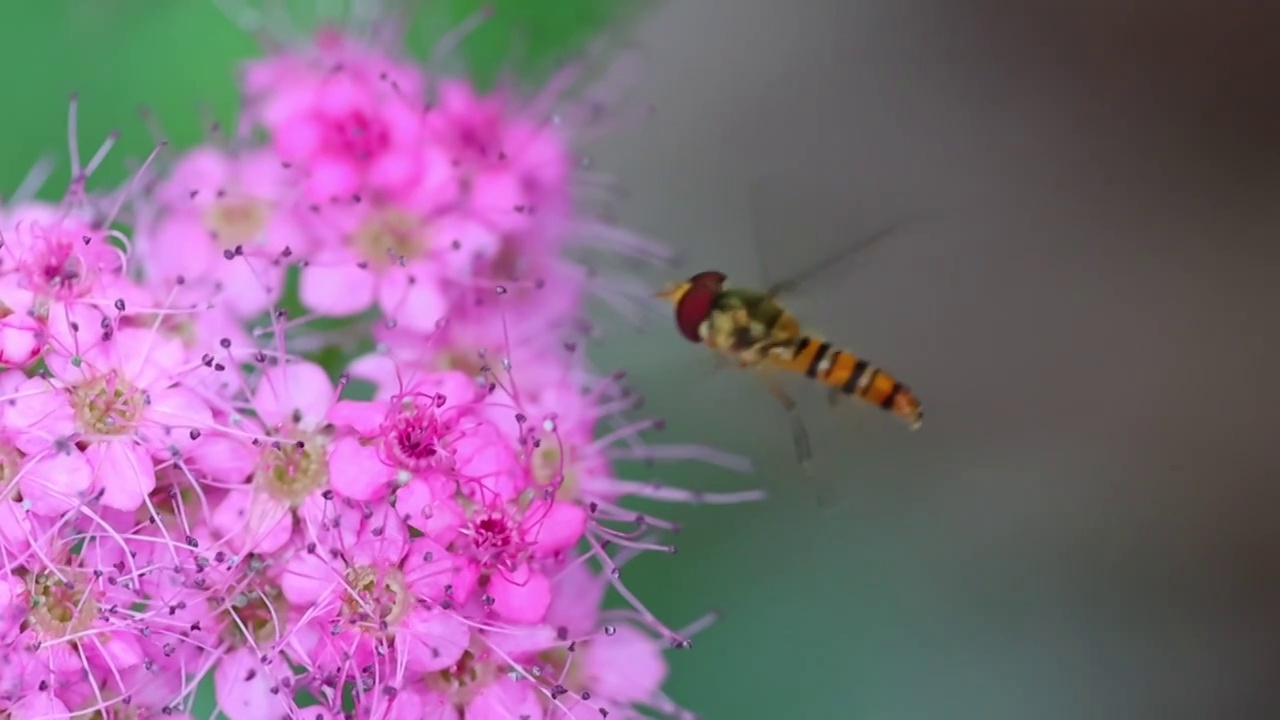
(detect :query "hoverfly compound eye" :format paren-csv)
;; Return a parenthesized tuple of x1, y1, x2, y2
(687, 270, 727, 289)
(674, 272, 722, 344)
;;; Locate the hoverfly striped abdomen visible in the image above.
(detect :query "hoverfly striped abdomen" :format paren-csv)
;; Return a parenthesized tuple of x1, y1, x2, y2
(774, 334, 923, 429)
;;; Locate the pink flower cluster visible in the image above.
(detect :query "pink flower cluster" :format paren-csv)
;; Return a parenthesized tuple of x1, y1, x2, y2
(0, 19, 760, 720)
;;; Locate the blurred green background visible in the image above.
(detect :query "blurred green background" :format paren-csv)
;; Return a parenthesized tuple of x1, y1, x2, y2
(6, 2, 1279, 719)
(0, 0, 629, 190)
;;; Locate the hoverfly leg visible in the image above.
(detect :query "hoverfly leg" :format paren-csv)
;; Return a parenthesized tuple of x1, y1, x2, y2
(790, 413, 813, 468)
(758, 367, 837, 508)
(761, 373, 812, 467)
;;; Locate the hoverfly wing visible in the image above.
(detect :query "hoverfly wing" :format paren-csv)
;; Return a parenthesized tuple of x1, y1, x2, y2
(747, 174, 925, 305)
(764, 223, 902, 300)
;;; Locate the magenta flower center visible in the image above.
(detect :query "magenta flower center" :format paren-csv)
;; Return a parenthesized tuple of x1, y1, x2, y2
(203, 198, 269, 249)
(385, 402, 444, 471)
(458, 128, 490, 162)
(473, 515, 514, 552)
(463, 512, 526, 571)
(341, 565, 409, 629)
(353, 209, 426, 269)
(324, 111, 390, 162)
(255, 435, 328, 506)
(71, 374, 144, 437)
(24, 239, 86, 298)
(451, 117, 501, 166)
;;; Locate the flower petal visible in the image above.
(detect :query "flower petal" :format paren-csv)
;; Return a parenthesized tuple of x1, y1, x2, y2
(487, 564, 552, 624)
(281, 552, 337, 607)
(214, 648, 290, 720)
(468, 678, 544, 720)
(252, 360, 334, 429)
(299, 252, 377, 317)
(585, 624, 669, 704)
(20, 450, 93, 516)
(378, 270, 447, 334)
(401, 608, 470, 673)
(5, 379, 74, 454)
(328, 436, 395, 502)
(88, 442, 156, 513)
(521, 501, 587, 555)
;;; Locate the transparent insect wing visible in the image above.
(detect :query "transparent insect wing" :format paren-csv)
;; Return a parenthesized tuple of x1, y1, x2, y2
(747, 174, 907, 310)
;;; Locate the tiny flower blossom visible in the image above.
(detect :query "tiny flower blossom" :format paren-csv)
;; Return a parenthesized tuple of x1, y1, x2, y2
(423, 78, 574, 239)
(242, 26, 429, 201)
(135, 145, 309, 318)
(208, 359, 348, 556)
(0, 201, 120, 370)
(2, 530, 159, 716)
(5, 325, 213, 513)
(296, 199, 471, 332)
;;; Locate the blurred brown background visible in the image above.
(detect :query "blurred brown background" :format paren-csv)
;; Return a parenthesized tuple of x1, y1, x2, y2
(593, 1, 1280, 717)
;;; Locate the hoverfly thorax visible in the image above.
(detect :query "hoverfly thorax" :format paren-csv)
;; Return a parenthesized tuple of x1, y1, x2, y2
(657, 270, 726, 343)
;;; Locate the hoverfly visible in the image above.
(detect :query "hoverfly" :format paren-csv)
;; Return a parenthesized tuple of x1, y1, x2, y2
(655, 225, 923, 468)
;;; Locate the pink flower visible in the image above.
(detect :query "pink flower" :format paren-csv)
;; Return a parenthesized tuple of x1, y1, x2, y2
(445, 495, 586, 625)
(296, 201, 486, 331)
(136, 145, 308, 317)
(2, 531, 163, 718)
(0, 202, 123, 304)
(281, 512, 470, 683)
(423, 79, 573, 237)
(4, 326, 212, 513)
(208, 360, 367, 555)
(0, 203, 122, 368)
(242, 28, 429, 201)
(0, 98, 164, 371)
(207, 441, 327, 556)
(324, 370, 478, 503)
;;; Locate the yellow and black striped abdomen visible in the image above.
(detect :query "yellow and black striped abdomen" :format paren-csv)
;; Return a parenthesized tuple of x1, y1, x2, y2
(767, 335, 923, 429)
